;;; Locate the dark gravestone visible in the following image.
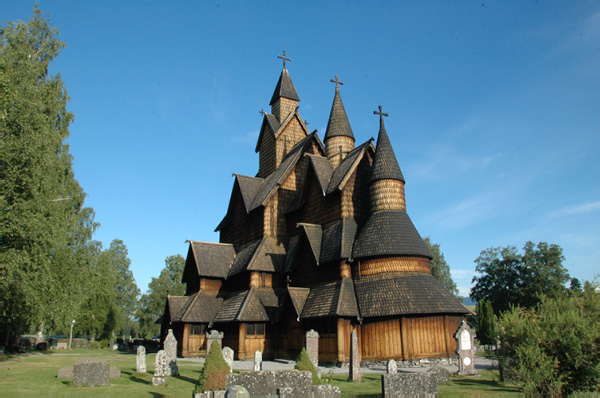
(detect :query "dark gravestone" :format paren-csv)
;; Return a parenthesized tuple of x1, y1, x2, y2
(72, 358, 110, 387)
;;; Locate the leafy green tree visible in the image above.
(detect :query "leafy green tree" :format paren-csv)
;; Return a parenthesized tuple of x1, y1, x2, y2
(423, 238, 459, 297)
(476, 299, 496, 346)
(295, 347, 322, 384)
(470, 242, 569, 314)
(137, 254, 185, 338)
(0, 7, 98, 344)
(569, 277, 582, 293)
(498, 291, 600, 394)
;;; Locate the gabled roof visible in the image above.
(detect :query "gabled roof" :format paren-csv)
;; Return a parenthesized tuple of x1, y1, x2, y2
(283, 235, 299, 274)
(254, 113, 281, 153)
(187, 241, 236, 278)
(292, 218, 357, 267)
(297, 223, 323, 265)
(353, 210, 432, 260)
(176, 291, 223, 323)
(371, 117, 405, 183)
(228, 236, 287, 277)
(212, 287, 286, 323)
(299, 278, 359, 319)
(324, 86, 354, 141)
(270, 68, 300, 105)
(288, 286, 310, 318)
(165, 296, 188, 323)
(234, 174, 264, 213)
(354, 272, 470, 317)
(326, 140, 373, 195)
(250, 132, 323, 212)
(305, 154, 333, 195)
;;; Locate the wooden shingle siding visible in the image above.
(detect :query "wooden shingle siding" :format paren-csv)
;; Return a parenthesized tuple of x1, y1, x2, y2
(326, 135, 355, 168)
(355, 257, 431, 277)
(341, 154, 371, 223)
(258, 124, 277, 177)
(221, 190, 263, 247)
(371, 179, 406, 212)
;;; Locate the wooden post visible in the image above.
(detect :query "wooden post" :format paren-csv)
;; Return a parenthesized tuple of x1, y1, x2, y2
(401, 317, 409, 361)
(238, 323, 246, 360)
(337, 319, 345, 363)
(182, 324, 189, 357)
(443, 315, 453, 357)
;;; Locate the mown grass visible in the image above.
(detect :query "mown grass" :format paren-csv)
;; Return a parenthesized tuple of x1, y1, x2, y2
(1, 349, 524, 397)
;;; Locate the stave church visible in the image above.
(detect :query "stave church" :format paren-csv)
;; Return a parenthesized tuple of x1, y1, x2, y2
(161, 52, 470, 362)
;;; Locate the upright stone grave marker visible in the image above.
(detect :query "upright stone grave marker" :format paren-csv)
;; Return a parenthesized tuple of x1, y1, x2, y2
(222, 346, 234, 372)
(253, 350, 262, 371)
(349, 329, 361, 381)
(206, 329, 224, 354)
(305, 329, 319, 368)
(454, 320, 476, 375)
(152, 350, 168, 386)
(164, 329, 178, 376)
(387, 359, 397, 375)
(136, 345, 146, 374)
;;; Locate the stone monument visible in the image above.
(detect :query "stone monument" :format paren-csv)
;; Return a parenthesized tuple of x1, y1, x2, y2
(222, 346, 234, 372)
(387, 359, 397, 375)
(152, 350, 168, 386)
(253, 350, 262, 371)
(349, 329, 360, 381)
(73, 358, 110, 387)
(454, 320, 476, 375)
(136, 345, 146, 373)
(206, 329, 224, 354)
(305, 329, 319, 367)
(164, 329, 179, 376)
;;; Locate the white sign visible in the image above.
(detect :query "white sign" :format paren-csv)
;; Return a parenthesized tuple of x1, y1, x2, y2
(460, 330, 471, 351)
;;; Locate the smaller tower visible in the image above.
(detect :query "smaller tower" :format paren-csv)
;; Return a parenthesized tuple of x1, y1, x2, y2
(370, 106, 406, 212)
(324, 75, 355, 168)
(270, 50, 299, 123)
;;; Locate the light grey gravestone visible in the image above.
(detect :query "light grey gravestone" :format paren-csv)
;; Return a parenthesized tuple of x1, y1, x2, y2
(136, 345, 146, 374)
(73, 358, 110, 386)
(454, 320, 477, 375)
(153, 350, 168, 386)
(253, 350, 262, 371)
(206, 329, 224, 354)
(222, 346, 234, 372)
(305, 329, 319, 367)
(164, 329, 179, 376)
(387, 359, 397, 375)
(225, 385, 250, 398)
(349, 330, 361, 381)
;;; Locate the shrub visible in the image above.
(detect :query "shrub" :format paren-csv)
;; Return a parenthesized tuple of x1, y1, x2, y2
(499, 291, 600, 394)
(100, 339, 109, 349)
(89, 340, 101, 349)
(294, 348, 321, 384)
(194, 341, 230, 393)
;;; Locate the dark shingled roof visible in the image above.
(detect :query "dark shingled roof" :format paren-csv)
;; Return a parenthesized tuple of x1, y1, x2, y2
(353, 210, 432, 259)
(270, 68, 300, 105)
(324, 87, 354, 141)
(320, 218, 357, 263)
(234, 174, 264, 213)
(189, 241, 236, 278)
(212, 288, 286, 323)
(166, 296, 188, 322)
(370, 117, 405, 183)
(327, 140, 373, 195)
(298, 223, 323, 265)
(306, 154, 333, 195)
(288, 286, 310, 318)
(247, 237, 287, 273)
(212, 290, 248, 323)
(283, 235, 299, 274)
(300, 278, 359, 319)
(354, 272, 470, 317)
(254, 113, 283, 153)
(228, 239, 262, 277)
(178, 291, 223, 323)
(250, 133, 320, 212)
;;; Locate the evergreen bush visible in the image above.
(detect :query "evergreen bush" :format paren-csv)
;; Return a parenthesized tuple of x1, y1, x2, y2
(194, 341, 230, 393)
(294, 347, 321, 384)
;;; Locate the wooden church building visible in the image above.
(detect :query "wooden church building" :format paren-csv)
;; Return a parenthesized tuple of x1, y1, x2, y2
(162, 52, 470, 362)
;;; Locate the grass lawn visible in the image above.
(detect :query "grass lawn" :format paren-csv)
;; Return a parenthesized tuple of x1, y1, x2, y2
(1, 349, 524, 397)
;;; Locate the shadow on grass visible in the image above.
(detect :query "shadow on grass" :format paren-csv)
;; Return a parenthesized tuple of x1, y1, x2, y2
(449, 377, 520, 393)
(129, 376, 152, 385)
(174, 374, 197, 384)
(149, 393, 168, 398)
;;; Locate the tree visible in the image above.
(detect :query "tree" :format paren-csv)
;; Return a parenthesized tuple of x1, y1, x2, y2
(194, 341, 230, 393)
(569, 277, 582, 293)
(423, 238, 459, 297)
(136, 254, 185, 338)
(476, 299, 496, 346)
(1, 7, 98, 344)
(470, 242, 569, 315)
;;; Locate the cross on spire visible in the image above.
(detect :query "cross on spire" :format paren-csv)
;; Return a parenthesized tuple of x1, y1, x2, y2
(373, 105, 388, 119)
(278, 50, 291, 70)
(259, 109, 266, 116)
(330, 75, 344, 91)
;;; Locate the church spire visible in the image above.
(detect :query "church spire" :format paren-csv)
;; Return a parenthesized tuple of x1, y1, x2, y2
(324, 75, 355, 168)
(270, 50, 300, 122)
(370, 106, 405, 183)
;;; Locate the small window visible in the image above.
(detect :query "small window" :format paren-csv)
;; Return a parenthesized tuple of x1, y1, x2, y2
(190, 324, 205, 335)
(255, 323, 265, 335)
(246, 323, 255, 335)
(246, 322, 265, 336)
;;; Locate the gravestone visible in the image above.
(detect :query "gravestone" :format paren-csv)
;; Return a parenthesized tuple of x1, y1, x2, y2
(305, 329, 319, 367)
(164, 329, 178, 376)
(222, 346, 234, 372)
(73, 358, 110, 387)
(206, 330, 224, 354)
(136, 345, 146, 373)
(153, 350, 168, 386)
(349, 330, 360, 381)
(387, 359, 397, 375)
(454, 320, 476, 375)
(225, 385, 250, 397)
(427, 365, 450, 384)
(253, 350, 262, 371)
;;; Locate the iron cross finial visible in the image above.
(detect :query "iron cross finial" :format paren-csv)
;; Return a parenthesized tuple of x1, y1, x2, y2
(373, 105, 388, 118)
(259, 109, 266, 116)
(278, 50, 291, 70)
(330, 75, 344, 91)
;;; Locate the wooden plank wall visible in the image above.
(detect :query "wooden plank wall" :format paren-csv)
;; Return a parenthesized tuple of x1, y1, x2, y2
(359, 319, 403, 361)
(404, 316, 452, 359)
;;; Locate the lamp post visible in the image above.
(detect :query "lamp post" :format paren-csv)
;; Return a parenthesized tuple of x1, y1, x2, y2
(69, 319, 76, 350)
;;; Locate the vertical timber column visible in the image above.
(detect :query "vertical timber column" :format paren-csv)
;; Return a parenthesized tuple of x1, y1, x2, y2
(238, 323, 246, 360)
(182, 324, 189, 357)
(443, 315, 453, 357)
(401, 317, 409, 361)
(337, 319, 346, 363)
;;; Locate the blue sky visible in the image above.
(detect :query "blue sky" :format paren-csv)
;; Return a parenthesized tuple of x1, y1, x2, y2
(4, 1, 599, 297)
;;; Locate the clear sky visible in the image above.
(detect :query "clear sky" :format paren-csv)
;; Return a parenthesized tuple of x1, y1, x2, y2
(4, 1, 599, 297)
